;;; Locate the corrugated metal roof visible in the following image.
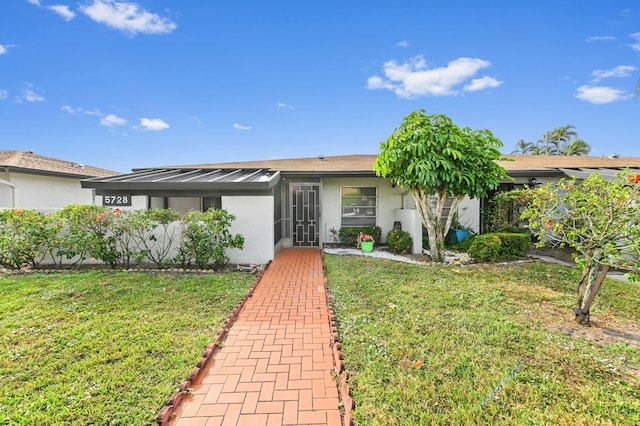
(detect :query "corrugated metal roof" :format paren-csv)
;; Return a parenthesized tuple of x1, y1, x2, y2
(82, 168, 280, 192)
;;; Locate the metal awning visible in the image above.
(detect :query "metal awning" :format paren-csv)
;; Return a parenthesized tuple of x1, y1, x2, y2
(81, 168, 281, 193)
(559, 168, 640, 181)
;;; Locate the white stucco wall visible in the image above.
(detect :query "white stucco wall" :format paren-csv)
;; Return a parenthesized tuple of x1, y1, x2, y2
(223, 195, 274, 264)
(321, 177, 407, 245)
(0, 171, 96, 211)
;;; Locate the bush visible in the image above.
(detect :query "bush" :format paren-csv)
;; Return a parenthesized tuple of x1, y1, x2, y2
(469, 234, 502, 262)
(339, 226, 382, 246)
(468, 232, 530, 262)
(495, 232, 531, 258)
(386, 229, 413, 254)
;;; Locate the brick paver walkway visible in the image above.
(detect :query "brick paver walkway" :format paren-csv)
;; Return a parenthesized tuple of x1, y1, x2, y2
(169, 248, 342, 426)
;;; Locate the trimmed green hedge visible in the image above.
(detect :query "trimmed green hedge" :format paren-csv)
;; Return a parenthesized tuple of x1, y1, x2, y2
(469, 232, 530, 262)
(339, 226, 382, 247)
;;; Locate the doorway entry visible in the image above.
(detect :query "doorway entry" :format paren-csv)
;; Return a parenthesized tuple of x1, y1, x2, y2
(291, 183, 320, 247)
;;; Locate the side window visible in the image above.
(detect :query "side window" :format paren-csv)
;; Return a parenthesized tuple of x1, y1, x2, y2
(203, 196, 222, 211)
(340, 187, 377, 226)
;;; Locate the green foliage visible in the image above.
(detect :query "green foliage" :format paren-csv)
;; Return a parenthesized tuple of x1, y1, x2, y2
(373, 110, 508, 262)
(0, 209, 60, 268)
(521, 172, 640, 322)
(468, 234, 502, 262)
(0, 271, 255, 425)
(386, 229, 413, 254)
(175, 209, 245, 269)
(493, 232, 531, 258)
(0, 205, 245, 270)
(484, 189, 537, 233)
(339, 226, 382, 246)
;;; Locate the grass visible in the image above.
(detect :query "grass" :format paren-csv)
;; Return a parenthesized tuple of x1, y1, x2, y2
(325, 255, 640, 425)
(0, 271, 255, 425)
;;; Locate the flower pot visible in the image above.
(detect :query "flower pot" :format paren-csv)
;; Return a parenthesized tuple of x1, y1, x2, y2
(454, 229, 469, 243)
(360, 241, 374, 253)
(449, 229, 469, 243)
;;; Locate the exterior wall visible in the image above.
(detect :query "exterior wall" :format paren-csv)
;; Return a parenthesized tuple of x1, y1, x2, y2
(0, 171, 96, 212)
(457, 197, 481, 233)
(321, 177, 406, 245)
(223, 195, 275, 264)
(393, 208, 422, 254)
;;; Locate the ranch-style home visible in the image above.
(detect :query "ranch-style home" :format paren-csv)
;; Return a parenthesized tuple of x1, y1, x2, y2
(81, 154, 640, 265)
(0, 150, 119, 212)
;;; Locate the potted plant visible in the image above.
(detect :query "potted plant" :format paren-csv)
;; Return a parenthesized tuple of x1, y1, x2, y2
(357, 232, 375, 253)
(449, 209, 472, 244)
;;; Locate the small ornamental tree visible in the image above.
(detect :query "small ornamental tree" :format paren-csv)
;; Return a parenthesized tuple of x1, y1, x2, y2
(522, 172, 640, 325)
(374, 110, 508, 262)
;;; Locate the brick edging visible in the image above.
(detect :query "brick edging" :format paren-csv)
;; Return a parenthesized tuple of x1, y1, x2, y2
(154, 262, 271, 425)
(320, 251, 354, 426)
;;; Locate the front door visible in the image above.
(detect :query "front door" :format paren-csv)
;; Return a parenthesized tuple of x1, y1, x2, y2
(291, 183, 320, 247)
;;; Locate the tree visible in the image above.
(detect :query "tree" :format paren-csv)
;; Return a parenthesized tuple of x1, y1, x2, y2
(374, 110, 508, 262)
(521, 173, 640, 325)
(558, 138, 591, 156)
(511, 139, 534, 155)
(511, 124, 590, 156)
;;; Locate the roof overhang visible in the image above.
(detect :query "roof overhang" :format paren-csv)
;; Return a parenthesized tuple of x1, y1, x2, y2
(82, 168, 281, 194)
(559, 168, 640, 181)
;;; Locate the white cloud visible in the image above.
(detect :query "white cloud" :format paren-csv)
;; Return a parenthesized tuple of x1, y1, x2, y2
(233, 123, 252, 130)
(101, 114, 127, 126)
(26, 0, 41, 5)
(630, 32, 640, 51)
(0, 44, 14, 55)
(0, 90, 8, 100)
(463, 76, 502, 91)
(575, 85, 631, 104)
(367, 55, 498, 97)
(47, 4, 76, 21)
(586, 35, 616, 42)
(277, 102, 294, 109)
(80, 0, 177, 35)
(396, 41, 409, 48)
(591, 65, 636, 82)
(23, 84, 44, 102)
(139, 117, 169, 130)
(62, 105, 103, 116)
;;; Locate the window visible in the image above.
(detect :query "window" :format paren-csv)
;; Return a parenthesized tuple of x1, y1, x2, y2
(340, 187, 377, 226)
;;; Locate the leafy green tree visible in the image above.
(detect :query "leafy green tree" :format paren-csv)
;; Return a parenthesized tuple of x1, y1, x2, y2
(522, 173, 640, 325)
(374, 110, 508, 262)
(558, 138, 591, 156)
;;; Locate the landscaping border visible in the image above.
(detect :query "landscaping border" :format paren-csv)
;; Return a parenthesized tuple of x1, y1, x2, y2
(321, 251, 355, 426)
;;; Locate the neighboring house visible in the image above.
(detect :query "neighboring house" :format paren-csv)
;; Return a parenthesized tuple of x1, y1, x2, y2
(81, 154, 640, 265)
(0, 150, 120, 212)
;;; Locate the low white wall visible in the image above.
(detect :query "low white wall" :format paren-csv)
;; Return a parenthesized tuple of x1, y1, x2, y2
(223, 196, 275, 264)
(393, 209, 422, 254)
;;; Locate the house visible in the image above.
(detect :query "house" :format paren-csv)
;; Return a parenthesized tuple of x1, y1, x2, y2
(81, 154, 640, 265)
(0, 150, 120, 212)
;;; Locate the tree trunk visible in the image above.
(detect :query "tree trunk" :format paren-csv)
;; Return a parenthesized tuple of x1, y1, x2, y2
(575, 260, 609, 326)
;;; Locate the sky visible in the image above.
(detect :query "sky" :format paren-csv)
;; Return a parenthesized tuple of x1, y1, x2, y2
(1, 0, 639, 173)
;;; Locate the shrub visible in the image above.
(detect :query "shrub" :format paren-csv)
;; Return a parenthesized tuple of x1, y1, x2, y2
(339, 226, 382, 246)
(174, 209, 245, 269)
(386, 229, 413, 254)
(469, 234, 502, 262)
(0, 209, 59, 268)
(495, 232, 531, 258)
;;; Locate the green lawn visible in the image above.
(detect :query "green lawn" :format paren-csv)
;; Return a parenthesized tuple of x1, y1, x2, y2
(325, 255, 640, 425)
(0, 271, 255, 425)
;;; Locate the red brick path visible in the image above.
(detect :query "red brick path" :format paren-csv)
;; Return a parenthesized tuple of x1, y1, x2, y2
(169, 248, 342, 426)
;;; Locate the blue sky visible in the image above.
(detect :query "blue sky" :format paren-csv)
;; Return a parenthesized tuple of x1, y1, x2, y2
(1, 0, 639, 173)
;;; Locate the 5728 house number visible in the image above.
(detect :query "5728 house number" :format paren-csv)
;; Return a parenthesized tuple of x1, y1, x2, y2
(103, 195, 132, 206)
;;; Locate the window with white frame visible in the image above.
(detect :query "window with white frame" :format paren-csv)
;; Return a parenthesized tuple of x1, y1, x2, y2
(340, 186, 377, 226)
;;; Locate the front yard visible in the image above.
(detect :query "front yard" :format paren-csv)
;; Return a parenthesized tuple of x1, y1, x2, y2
(325, 255, 640, 425)
(0, 271, 255, 425)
